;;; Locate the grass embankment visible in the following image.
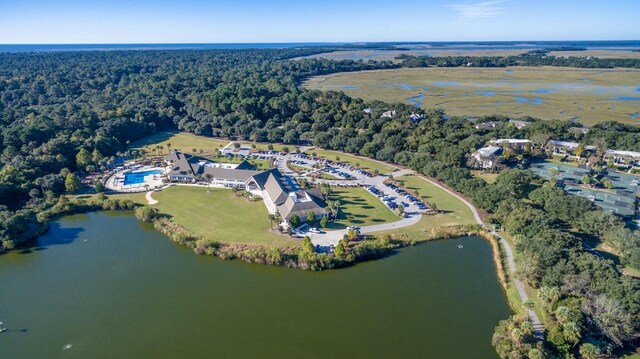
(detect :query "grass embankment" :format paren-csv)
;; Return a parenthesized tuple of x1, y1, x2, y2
(377, 175, 476, 239)
(470, 170, 499, 184)
(327, 187, 398, 229)
(152, 186, 297, 247)
(307, 148, 397, 174)
(303, 66, 640, 126)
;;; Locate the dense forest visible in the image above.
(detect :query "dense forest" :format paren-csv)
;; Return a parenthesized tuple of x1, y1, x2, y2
(398, 50, 640, 68)
(1, 48, 639, 357)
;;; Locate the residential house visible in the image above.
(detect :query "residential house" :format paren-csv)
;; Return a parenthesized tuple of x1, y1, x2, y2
(489, 139, 531, 149)
(475, 121, 502, 130)
(381, 110, 397, 118)
(604, 150, 640, 170)
(568, 127, 590, 136)
(409, 112, 425, 122)
(508, 120, 531, 129)
(471, 146, 502, 169)
(547, 140, 596, 158)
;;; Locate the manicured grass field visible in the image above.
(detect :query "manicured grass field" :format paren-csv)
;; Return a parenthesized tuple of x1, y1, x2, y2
(303, 66, 640, 126)
(130, 130, 229, 156)
(307, 148, 397, 174)
(470, 170, 499, 184)
(152, 186, 297, 247)
(328, 187, 398, 228)
(377, 175, 476, 239)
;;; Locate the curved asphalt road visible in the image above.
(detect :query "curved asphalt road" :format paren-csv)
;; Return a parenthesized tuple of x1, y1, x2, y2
(287, 149, 543, 335)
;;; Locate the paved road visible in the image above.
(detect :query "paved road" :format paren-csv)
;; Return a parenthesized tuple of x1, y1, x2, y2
(272, 153, 424, 246)
(282, 150, 545, 335)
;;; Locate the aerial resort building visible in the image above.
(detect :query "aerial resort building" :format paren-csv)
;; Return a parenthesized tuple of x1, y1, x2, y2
(165, 150, 262, 188)
(165, 150, 327, 224)
(246, 169, 328, 222)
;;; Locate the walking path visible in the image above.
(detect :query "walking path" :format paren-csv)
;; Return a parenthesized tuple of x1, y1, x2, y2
(145, 190, 158, 205)
(414, 173, 544, 336)
(133, 144, 543, 335)
(289, 150, 543, 335)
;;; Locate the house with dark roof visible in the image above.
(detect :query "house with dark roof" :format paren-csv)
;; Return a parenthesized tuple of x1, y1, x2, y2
(165, 150, 260, 189)
(166, 150, 328, 224)
(277, 189, 328, 222)
(247, 169, 327, 224)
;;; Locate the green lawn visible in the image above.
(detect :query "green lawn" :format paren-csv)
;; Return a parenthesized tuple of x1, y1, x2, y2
(152, 186, 297, 247)
(130, 131, 230, 157)
(217, 155, 272, 170)
(328, 187, 398, 229)
(471, 170, 499, 184)
(74, 192, 147, 205)
(376, 175, 476, 240)
(307, 148, 397, 174)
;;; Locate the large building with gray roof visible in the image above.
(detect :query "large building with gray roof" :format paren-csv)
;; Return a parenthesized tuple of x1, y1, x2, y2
(166, 150, 327, 224)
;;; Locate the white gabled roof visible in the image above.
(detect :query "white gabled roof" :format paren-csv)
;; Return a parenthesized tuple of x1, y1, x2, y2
(606, 149, 640, 158)
(475, 146, 501, 157)
(548, 140, 596, 150)
(490, 139, 531, 145)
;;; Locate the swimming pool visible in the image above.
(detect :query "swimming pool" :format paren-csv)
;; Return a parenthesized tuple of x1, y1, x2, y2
(123, 169, 163, 185)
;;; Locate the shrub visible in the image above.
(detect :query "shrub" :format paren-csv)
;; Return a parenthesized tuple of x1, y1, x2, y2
(134, 206, 159, 222)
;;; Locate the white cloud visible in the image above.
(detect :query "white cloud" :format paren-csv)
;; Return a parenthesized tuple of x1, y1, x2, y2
(451, 1, 506, 19)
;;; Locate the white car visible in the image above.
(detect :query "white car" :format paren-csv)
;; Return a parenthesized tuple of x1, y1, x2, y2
(308, 227, 320, 233)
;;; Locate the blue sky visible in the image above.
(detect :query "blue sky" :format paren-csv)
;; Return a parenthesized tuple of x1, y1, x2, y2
(0, 0, 638, 43)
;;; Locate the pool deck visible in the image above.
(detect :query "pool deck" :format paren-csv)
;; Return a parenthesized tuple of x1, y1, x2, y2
(106, 166, 167, 193)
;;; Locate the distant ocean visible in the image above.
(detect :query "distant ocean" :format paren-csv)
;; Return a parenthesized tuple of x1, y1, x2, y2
(0, 41, 638, 53)
(0, 43, 342, 53)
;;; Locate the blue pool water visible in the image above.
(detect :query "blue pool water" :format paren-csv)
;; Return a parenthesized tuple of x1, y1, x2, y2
(615, 96, 640, 101)
(123, 170, 163, 185)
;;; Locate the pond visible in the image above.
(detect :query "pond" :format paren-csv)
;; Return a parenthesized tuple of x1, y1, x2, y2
(0, 212, 511, 358)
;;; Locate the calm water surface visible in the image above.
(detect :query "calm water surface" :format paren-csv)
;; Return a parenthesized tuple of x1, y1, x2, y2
(0, 212, 510, 358)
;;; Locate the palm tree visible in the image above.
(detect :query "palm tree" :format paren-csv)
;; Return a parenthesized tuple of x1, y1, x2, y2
(204, 173, 212, 192)
(522, 299, 534, 315)
(268, 214, 276, 229)
(166, 143, 171, 153)
(231, 187, 239, 197)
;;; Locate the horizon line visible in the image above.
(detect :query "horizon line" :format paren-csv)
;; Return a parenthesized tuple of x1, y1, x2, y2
(1, 39, 640, 46)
